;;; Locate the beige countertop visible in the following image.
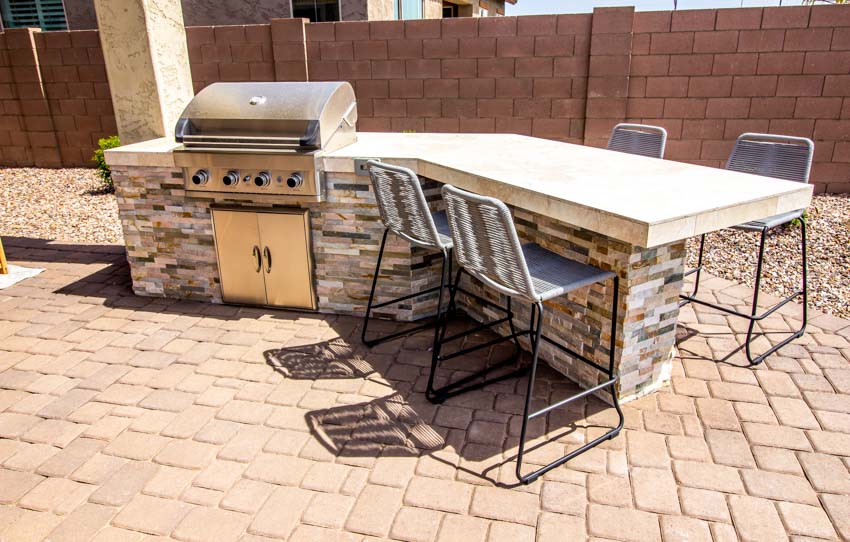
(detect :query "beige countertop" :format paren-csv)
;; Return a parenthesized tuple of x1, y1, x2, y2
(104, 137, 182, 167)
(107, 133, 813, 248)
(325, 133, 813, 248)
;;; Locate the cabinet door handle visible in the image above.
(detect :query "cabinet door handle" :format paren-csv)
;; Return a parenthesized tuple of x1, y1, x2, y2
(252, 246, 261, 272)
(263, 246, 272, 273)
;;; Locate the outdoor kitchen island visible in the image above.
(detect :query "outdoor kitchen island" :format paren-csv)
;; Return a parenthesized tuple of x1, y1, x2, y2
(106, 132, 812, 403)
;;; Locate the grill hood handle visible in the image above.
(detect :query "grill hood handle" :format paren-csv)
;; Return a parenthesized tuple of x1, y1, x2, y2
(175, 118, 191, 143)
(341, 102, 358, 128)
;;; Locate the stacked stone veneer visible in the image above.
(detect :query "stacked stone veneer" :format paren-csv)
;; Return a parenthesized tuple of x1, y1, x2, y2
(112, 165, 445, 320)
(311, 171, 445, 320)
(114, 164, 682, 401)
(459, 208, 684, 402)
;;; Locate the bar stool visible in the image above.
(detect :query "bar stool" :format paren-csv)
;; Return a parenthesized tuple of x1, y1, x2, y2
(680, 133, 813, 365)
(607, 123, 668, 159)
(433, 184, 624, 484)
(361, 161, 455, 348)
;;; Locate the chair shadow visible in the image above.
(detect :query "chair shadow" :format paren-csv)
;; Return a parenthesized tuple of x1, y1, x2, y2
(264, 338, 377, 380)
(305, 392, 445, 457)
(272, 334, 614, 487)
(5, 236, 616, 486)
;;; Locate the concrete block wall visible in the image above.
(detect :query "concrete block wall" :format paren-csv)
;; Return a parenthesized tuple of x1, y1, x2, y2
(625, 5, 850, 193)
(185, 24, 276, 93)
(33, 29, 115, 166)
(0, 28, 113, 167)
(299, 16, 591, 141)
(1, 6, 849, 192)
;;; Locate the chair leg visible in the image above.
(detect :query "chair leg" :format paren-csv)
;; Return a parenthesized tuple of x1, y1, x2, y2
(361, 229, 389, 347)
(362, 229, 452, 348)
(679, 223, 808, 365)
(679, 233, 706, 306)
(515, 301, 545, 482)
(744, 221, 808, 365)
(516, 277, 625, 484)
(427, 249, 451, 381)
(426, 288, 529, 404)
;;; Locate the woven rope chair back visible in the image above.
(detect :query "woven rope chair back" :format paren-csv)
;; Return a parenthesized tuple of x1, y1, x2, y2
(441, 184, 536, 301)
(367, 161, 445, 250)
(726, 133, 814, 184)
(607, 123, 668, 159)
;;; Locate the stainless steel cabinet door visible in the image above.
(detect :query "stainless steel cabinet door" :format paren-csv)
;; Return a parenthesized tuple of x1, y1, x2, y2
(212, 209, 267, 305)
(257, 210, 316, 310)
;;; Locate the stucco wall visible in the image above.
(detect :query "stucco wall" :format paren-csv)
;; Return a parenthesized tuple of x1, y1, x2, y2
(63, 0, 295, 29)
(342, 0, 369, 21)
(64, 0, 98, 30)
(63, 0, 449, 28)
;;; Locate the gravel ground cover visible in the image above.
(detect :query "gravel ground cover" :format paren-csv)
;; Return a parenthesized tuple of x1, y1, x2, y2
(0, 167, 847, 318)
(686, 193, 850, 319)
(0, 167, 122, 244)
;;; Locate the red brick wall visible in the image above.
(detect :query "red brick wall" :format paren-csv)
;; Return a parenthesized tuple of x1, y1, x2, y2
(1, 6, 849, 192)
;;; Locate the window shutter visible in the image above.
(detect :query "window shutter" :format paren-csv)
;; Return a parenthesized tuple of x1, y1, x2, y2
(2, 0, 68, 31)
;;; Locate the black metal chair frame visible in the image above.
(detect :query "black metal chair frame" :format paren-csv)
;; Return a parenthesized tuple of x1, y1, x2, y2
(428, 269, 625, 485)
(361, 228, 453, 348)
(679, 133, 812, 366)
(680, 221, 808, 365)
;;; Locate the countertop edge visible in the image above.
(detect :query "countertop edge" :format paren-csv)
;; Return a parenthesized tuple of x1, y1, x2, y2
(104, 138, 180, 168)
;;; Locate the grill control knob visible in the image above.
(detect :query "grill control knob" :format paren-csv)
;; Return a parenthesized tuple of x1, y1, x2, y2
(222, 170, 240, 187)
(191, 169, 209, 185)
(286, 172, 304, 189)
(254, 171, 271, 187)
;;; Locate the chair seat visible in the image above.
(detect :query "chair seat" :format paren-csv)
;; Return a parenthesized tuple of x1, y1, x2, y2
(732, 209, 803, 232)
(431, 210, 454, 247)
(523, 243, 616, 302)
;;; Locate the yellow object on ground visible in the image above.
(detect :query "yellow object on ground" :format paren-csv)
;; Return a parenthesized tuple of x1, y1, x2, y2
(0, 237, 7, 274)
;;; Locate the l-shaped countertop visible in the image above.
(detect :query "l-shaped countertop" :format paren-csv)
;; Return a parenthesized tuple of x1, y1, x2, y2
(107, 132, 813, 248)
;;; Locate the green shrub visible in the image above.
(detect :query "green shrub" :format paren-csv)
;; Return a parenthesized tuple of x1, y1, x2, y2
(92, 135, 121, 188)
(789, 209, 809, 228)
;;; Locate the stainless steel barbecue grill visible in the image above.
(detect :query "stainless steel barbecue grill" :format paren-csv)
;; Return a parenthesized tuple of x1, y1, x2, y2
(173, 81, 357, 201)
(172, 81, 359, 311)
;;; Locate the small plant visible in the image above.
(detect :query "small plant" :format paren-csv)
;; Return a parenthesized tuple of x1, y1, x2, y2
(789, 209, 809, 229)
(92, 135, 121, 189)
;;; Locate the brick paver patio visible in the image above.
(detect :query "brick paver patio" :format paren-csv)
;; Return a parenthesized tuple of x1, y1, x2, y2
(1, 237, 849, 541)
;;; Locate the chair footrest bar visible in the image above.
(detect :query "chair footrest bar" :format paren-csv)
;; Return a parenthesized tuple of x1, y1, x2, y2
(428, 359, 528, 402)
(683, 267, 702, 278)
(680, 290, 803, 321)
(437, 327, 531, 363)
(541, 334, 611, 376)
(362, 320, 437, 347)
(439, 316, 513, 345)
(371, 284, 444, 309)
(529, 377, 618, 420)
(453, 286, 514, 314)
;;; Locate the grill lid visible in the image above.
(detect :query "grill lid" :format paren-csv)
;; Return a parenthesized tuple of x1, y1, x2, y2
(175, 82, 357, 152)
